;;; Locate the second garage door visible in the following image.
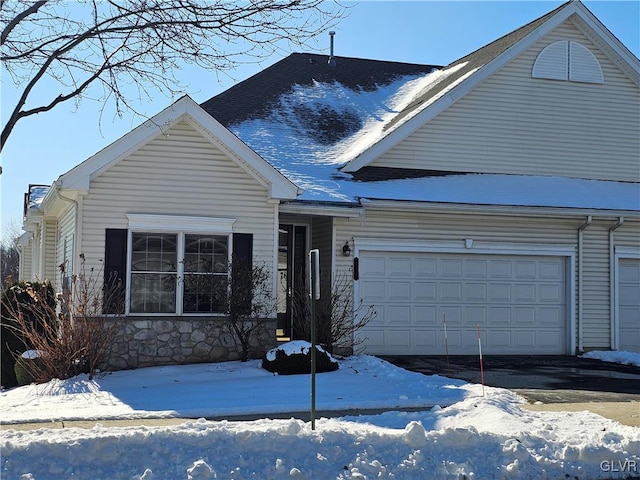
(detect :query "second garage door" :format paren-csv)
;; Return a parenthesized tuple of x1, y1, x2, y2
(618, 258, 640, 353)
(356, 251, 567, 355)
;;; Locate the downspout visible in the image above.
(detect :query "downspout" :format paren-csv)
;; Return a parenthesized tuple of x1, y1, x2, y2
(577, 215, 592, 353)
(54, 181, 80, 279)
(609, 217, 624, 350)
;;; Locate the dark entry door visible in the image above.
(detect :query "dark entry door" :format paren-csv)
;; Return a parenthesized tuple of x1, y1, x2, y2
(277, 224, 307, 340)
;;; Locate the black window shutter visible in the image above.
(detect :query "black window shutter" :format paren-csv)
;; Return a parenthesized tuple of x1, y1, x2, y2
(232, 233, 253, 315)
(103, 229, 127, 314)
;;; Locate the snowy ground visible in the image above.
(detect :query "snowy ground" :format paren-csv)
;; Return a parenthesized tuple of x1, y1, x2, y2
(2, 351, 639, 480)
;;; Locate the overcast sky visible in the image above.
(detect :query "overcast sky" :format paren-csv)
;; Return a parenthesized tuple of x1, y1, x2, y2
(1, 1, 638, 235)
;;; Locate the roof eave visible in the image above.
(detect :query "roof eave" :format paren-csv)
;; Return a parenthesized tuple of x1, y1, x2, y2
(359, 198, 640, 219)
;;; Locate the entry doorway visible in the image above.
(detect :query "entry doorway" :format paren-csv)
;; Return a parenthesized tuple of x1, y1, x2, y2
(277, 224, 307, 340)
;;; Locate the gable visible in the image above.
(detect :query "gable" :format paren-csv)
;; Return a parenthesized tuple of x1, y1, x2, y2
(361, 17, 640, 183)
(340, 2, 640, 179)
(90, 119, 271, 201)
(57, 96, 299, 200)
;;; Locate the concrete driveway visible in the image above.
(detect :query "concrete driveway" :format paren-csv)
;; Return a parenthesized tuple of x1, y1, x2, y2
(382, 355, 640, 426)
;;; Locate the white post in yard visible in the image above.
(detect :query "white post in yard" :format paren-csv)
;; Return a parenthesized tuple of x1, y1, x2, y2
(477, 323, 485, 397)
(309, 249, 320, 430)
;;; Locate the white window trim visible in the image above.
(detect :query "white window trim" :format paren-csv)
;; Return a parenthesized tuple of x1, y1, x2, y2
(126, 214, 236, 316)
(127, 214, 235, 234)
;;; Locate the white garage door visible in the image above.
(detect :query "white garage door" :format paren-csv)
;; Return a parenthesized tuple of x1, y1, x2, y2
(356, 251, 567, 355)
(618, 258, 640, 353)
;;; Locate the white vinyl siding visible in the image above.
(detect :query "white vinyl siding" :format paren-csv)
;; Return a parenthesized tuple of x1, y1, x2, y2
(42, 220, 57, 284)
(55, 207, 76, 292)
(18, 240, 33, 281)
(371, 21, 640, 182)
(581, 223, 610, 349)
(79, 120, 277, 294)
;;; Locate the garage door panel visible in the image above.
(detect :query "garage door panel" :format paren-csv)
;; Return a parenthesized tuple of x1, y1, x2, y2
(465, 306, 487, 324)
(489, 307, 512, 325)
(538, 331, 563, 350)
(488, 330, 512, 348)
(361, 280, 385, 301)
(513, 330, 537, 348)
(416, 258, 437, 276)
(388, 330, 411, 348)
(465, 283, 487, 301)
(389, 281, 411, 300)
(359, 251, 567, 355)
(415, 282, 437, 300)
(539, 261, 563, 280)
(466, 259, 488, 277)
(389, 257, 411, 276)
(388, 305, 411, 324)
(489, 260, 512, 278)
(620, 285, 639, 304)
(489, 283, 512, 302)
(514, 307, 535, 325)
(414, 330, 437, 348)
(540, 284, 563, 302)
(441, 259, 463, 277)
(539, 307, 563, 327)
(415, 306, 437, 325)
(441, 283, 463, 301)
(515, 284, 536, 302)
(515, 261, 536, 279)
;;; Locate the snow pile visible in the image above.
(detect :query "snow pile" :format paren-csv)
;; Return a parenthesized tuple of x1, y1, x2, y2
(2, 386, 639, 479)
(264, 340, 333, 361)
(582, 350, 640, 367)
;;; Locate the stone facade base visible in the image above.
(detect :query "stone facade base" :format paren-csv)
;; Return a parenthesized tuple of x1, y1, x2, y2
(104, 317, 277, 371)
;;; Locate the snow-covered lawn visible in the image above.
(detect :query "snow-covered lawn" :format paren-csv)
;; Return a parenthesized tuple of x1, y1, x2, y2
(2, 352, 639, 479)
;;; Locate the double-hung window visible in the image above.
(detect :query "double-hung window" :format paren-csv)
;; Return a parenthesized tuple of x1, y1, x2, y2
(125, 215, 236, 315)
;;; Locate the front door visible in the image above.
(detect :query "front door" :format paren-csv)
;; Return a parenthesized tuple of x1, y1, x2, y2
(277, 224, 307, 340)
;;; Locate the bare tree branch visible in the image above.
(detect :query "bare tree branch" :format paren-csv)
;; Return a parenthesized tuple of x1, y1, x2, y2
(1, 0, 346, 152)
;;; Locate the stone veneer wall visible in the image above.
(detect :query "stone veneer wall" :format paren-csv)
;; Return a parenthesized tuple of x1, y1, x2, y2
(104, 317, 277, 370)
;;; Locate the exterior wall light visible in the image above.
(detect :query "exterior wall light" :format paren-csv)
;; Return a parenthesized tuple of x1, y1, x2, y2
(342, 241, 352, 257)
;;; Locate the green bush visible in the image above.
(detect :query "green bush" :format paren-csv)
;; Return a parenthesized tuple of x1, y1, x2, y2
(14, 352, 45, 386)
(262, 342, 339, 375)
(1, 281, 56, 389)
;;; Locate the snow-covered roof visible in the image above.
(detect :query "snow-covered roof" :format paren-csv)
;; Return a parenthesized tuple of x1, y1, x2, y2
(198, 1, 640, 213)
(226, 72, 639, 212)
(26, 184, 50, 210)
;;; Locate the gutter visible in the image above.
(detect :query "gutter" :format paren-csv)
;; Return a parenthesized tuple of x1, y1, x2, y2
(577, 215, 592, 353)
(608, 217, 624, 349)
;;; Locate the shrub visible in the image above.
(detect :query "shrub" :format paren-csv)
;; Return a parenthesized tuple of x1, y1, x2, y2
(262, 340, 339, 375)
(1, 281, 56, 388)
(1, 256, 122, 385)
(14, 351, 45, 386)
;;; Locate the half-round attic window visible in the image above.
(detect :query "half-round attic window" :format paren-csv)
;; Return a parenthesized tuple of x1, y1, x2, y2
(532, 40, 603, 84)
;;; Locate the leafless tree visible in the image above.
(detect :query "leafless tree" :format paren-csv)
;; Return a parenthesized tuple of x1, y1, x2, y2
(293, 272, 377, 355)
(1, 0, 345, 152)
(1, 220, 21, 288)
